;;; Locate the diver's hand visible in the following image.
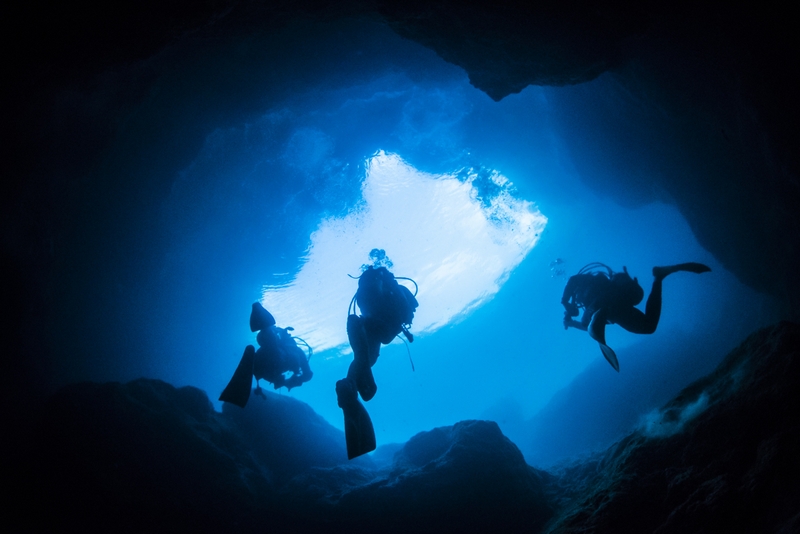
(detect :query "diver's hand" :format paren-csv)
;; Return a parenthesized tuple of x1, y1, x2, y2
(563, 302, 579, 318)
(563, 313, 582, 330)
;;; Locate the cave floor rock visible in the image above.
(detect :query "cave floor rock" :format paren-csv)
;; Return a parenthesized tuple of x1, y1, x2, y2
(11, 322, 800, 533)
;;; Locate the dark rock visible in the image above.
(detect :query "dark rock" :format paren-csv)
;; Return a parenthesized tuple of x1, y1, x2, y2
(300, 420, 557, 533)
(20, 378, 273, 532)
(9, 322, 800, 533)
(369, 441, 405, 468)
(14, 377, 556, 533)
(524, 330, 722, 467)
(221, 390, 373, 483)
(376, 0, 800, 316)
(378, 0, 649, 99)
(547, 322, 800, 533)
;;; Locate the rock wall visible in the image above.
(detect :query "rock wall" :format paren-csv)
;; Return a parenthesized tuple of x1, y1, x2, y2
(376, 0, 800, 315)
(547, 321, 800, 533)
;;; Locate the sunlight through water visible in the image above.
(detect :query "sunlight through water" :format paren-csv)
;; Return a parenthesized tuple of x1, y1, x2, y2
(261, 151, 547, 354)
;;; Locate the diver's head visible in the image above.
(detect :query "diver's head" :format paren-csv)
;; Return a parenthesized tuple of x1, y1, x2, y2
(362, 248, 394, 271)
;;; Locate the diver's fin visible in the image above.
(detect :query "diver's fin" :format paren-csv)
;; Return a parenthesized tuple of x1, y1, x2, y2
(336, 378, 376, 459)
(653, 262, 712, 279)
(219, 345, 255, 407)
(250, 302, 276, 332)
(599, 343, 620, 372)
(587, 309, 607, 345)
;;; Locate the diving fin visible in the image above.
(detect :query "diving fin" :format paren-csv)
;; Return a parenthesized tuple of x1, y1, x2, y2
(587, 309, 608, 345)
(336, 378, 376, 459)
(653, 262, 712, 279)
(679, 262, 711, 274)
(598, 342, 620, 372)
(586, 309, 618, 371)
(219, 345, 256, 407)
(250, 302, 276, 332)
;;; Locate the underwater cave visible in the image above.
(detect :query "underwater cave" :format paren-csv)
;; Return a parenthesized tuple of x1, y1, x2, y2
(5, 1, 800, 532)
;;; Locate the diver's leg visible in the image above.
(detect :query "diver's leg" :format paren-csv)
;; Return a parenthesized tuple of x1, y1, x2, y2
(614, 282, 660, 335)
(361, 316, 386, 366)
(618, 263, 711, 335)
(346, 315, 378, 402)
(616, 268, 668, 334)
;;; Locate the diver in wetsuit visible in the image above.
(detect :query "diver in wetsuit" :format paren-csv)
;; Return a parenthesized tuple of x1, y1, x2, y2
(219, 302, 313, 408)
(337, 249, 418, 459)
(562, 262, 711, 371)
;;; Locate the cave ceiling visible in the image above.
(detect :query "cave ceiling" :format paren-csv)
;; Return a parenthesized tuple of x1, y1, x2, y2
(5, 0, 799, 384)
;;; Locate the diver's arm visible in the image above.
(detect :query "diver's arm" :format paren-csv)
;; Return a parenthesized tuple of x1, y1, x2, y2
(561, 277, 575, 307)
(563, 316, 587, 331)
(561, 276, 580, 317)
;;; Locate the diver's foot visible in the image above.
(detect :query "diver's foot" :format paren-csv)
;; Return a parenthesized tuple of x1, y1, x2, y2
(336, 378, 358, 409)
(653, 262, 711, 280)
(353, 362, 377, 402)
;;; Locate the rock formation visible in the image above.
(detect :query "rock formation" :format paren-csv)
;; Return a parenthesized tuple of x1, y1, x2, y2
(10, 322, 800, 532)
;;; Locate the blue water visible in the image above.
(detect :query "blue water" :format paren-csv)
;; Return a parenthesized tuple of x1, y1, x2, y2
(87, 18, 778, 463)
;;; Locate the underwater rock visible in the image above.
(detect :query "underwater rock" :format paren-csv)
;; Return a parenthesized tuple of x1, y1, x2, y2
(10, 322, 800, 533)
(291, 420, 557, 533)
(378, 1, 644, 100)
(222, 389, 373, 483)
(21, 378, 273, 532)
(547, 321, 800, 533)
(377, 0, 800, 317)
(524, 331, 722, 467)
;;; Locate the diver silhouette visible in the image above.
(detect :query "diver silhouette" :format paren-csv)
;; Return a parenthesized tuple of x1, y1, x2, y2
(562, 262, 711, 371)
(337, 249, 418, 459)
(219, 302, 313, 408)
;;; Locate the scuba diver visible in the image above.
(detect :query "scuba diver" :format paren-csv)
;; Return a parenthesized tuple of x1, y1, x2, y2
(562, 262, 711, 371)
(337, 249, 418, 459)
(219, 302, 313, 408)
